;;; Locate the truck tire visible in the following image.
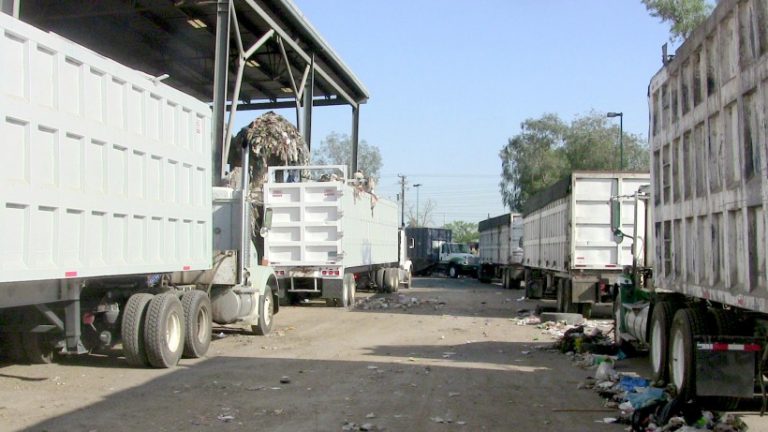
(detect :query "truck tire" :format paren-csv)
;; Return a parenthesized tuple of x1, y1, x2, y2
(375, 269, 386, 292)
(384, 268, 400, 292)
(252, 286, 275, 334)
(448, 265, 459, 279)
(122, 293, 154, 367)
(649, 301, 676, 383)
(669, 308, 709, 400)
(501, 269, 509, 289)
(509, 277, 522, 290)
(181, 291, 212, 359)
(144, 294, 185, 368)
(403, 270, 412, 289)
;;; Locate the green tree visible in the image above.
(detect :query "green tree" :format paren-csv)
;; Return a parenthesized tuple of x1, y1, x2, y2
(565, 111, 649, 171)
(312, 132, 383, 180)
(642, 0, 715, 41)
(499, 112, 650, 212)
(443, 221, 479, 244)
(499, 114, 569, 211)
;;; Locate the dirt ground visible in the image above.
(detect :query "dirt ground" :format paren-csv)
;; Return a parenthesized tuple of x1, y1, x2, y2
(1, 277, 767, 432)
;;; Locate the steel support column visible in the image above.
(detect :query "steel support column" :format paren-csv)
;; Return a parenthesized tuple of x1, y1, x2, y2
(211, 0, 231, 185)
(63, 282, 86, 353)
(351, 106, 360, 177)
(302, 55, 315, 149)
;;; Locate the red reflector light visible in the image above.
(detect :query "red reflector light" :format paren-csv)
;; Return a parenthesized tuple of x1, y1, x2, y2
(65, 271, 78, 277)
(322, 271, 327, 276)
(82, 312, 95, 325)
(746, 344, 762, 352)
(334, 271, 340, 276)
(183, 265, 191, 271)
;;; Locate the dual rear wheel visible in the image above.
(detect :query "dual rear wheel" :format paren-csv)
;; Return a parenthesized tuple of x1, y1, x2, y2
(122, 291, 212, 368)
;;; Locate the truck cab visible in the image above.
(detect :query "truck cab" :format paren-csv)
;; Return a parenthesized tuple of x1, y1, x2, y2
(438, 243, 479, 279)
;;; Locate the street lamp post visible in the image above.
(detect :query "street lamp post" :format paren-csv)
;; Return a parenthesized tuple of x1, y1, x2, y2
(413, 183, 422, 226)
(607, 112, 624, 170)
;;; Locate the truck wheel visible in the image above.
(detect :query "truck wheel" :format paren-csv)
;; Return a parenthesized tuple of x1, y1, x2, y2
(501, 269, 509, 289)
(613, 288, 627, 347)
(252, 286, 275, 335)
(384, 268, 400, 292)
(403, 270, 412, 289)
(144, 294, 185, 368)
(448, 265, 458, 279)
(509, 277, 522, 290)
(375, 269, 386, 292)
(122, 293, 154, 367)
(649, 301, 675, 383)
(181, 291, 212, 359)
(669, 308, 708, 400)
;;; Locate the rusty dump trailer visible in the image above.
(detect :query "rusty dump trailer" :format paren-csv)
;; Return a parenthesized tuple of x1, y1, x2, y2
(615, 0, 768, 404)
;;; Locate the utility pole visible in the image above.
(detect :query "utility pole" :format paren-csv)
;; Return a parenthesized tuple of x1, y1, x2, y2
(397, 174, 407, 227)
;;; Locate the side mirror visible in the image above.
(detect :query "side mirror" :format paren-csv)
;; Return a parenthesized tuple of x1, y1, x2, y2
(610, 199, 624, 243)
(260, 208, 273, 238)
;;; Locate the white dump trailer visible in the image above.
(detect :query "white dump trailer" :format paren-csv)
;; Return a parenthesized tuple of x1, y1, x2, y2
(0, 12, 276, 367)
(522, 171, 650, 314)
(477, 213, 524, 288)
(262, 166, 410, 306)
(614, 0, 768, 404)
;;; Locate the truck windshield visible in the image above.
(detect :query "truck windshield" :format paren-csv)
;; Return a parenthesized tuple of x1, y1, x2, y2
(449, 244, 469, 254)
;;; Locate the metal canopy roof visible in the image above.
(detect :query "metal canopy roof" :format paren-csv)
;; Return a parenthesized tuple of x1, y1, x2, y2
(14, 0, 369, 108)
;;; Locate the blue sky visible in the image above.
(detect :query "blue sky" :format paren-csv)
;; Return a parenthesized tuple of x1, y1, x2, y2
(236, 1, 675, 226)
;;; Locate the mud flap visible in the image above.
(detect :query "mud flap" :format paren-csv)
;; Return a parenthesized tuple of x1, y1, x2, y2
(695, 337, 760, 398)
(322, 279, 344, 300)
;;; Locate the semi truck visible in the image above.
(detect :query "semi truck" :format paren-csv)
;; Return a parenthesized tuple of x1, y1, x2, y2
(0, 12, 279, 367)
(614, 0, 768, 404)
(262, 166, 411, 304)
(477, 213, 524, 288)
(405, 227, 452, 276)
(522, 171, 650, 315)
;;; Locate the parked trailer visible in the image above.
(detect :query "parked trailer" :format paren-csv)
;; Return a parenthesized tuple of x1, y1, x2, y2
(522, 171, 650, 314)
(0, 12, 276, 367)
(477, 213, 524, 288)
(615, 0, 768, 403)
(405, 227, 451, 276)
(262, 166, 410, 306)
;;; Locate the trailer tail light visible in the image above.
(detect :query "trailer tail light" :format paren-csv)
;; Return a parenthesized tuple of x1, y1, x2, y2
(82, 312, 95, 325)
(697, 343, 762, 352)
(322, 270, 328, 276)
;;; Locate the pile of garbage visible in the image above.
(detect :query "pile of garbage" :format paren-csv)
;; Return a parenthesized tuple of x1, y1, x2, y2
(575, 360, 746, 431)
(356, 294, 446, 311)
(541, 318, 746, 431)
(226, 111, 310, 202)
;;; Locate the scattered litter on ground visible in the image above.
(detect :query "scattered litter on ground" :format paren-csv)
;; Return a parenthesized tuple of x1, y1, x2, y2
(356, 294, 447, 311)
(536, 312, 749, 431)
(279, 376, 291, 384)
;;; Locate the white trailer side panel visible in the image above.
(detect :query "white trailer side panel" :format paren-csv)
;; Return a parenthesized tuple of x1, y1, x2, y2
(0, 14, 212, 283)
(648, 0, 768, 312)
(523, 172, 649, 273)
(264, 177, 398, 269)
(478, 213, 524, 266)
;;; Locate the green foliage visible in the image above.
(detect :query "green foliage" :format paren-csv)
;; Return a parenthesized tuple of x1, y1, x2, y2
(443, 220, 479, 244)
(642, 0, 715, 41)
(311, 132, 383, 180)
(499, 112, 650, 212)
(499, 114, 569, 211)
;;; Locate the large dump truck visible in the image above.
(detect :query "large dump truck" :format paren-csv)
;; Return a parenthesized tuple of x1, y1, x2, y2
(522, 171, 650, 314)
(0, 12, 278, 367)
(262, 166, 411, 305)
(477, 213, 524, 288)
(614, 0, 768, 404)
